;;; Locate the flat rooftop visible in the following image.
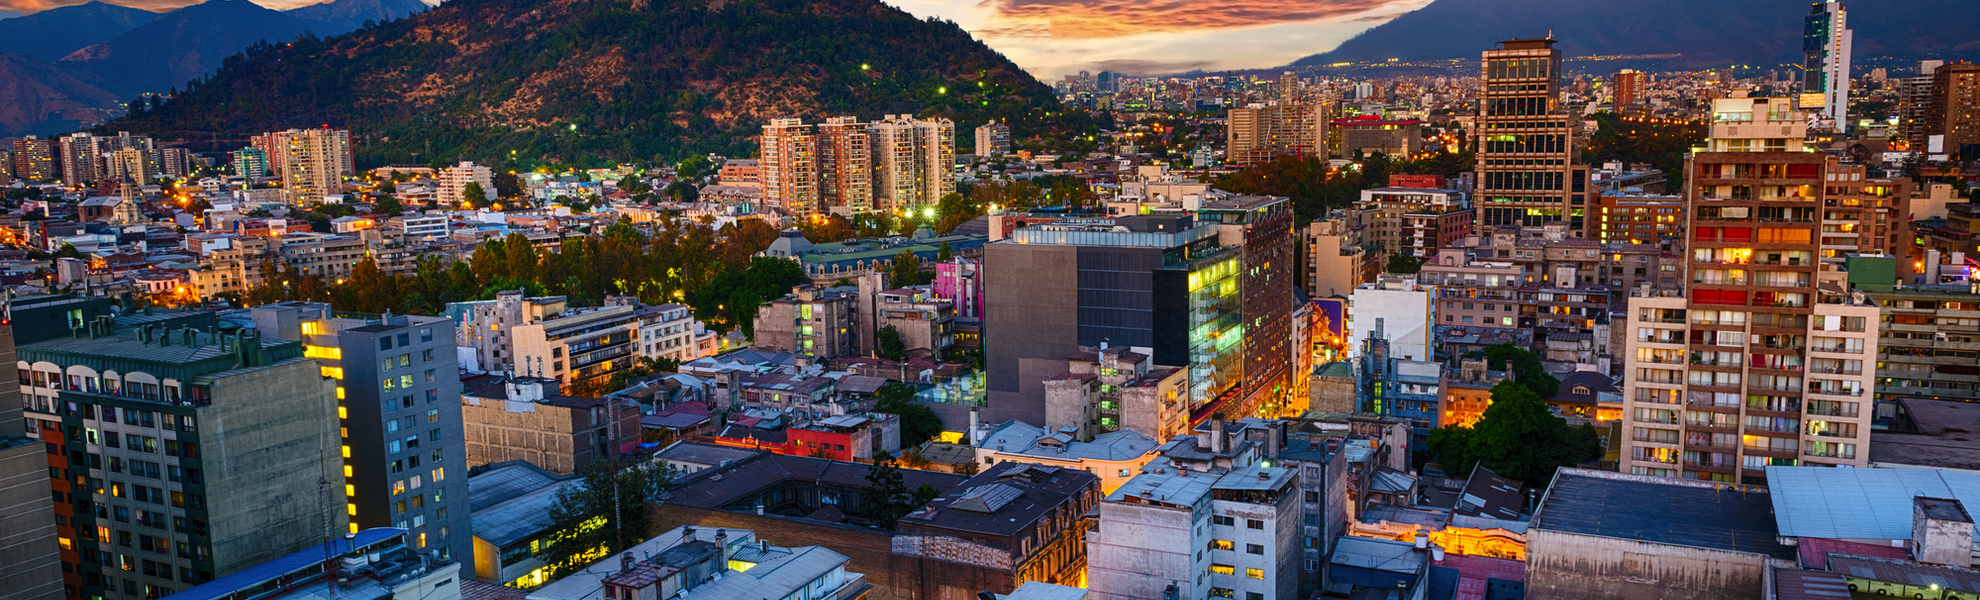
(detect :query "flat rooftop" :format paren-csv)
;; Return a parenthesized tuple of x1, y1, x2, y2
(1535, 469, 1792, 560)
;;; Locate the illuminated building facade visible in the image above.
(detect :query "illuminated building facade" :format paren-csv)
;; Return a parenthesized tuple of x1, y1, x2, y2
(1475, 39, 1591, 236)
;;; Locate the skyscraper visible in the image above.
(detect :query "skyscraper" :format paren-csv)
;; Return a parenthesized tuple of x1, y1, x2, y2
(58, 132, 103, 187)
(1899, 60, 1945, 150)
(12, 136, 55, 182)
(232, 147, 269, 179)
(761, 118, 819, 214)
(816, 116, 873, 213)
(1620, 94, 1880, 485)
(1475, 38, 1589, 236)
(1801, 1, 1853, 129)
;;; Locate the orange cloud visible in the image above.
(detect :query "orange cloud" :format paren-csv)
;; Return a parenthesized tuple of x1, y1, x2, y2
(0, 0, 326, 15)
(978, 0, 1408, 39)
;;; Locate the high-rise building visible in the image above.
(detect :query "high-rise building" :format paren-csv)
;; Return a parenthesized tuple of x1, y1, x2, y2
(232, 147, 269, 179)
(1927, 62, 1980, 156)
(816, 116, 873, 213)
(867, 114, 955, 211)
(159, 148, 191, 180)
(254, 128, 354, 205)
(1898, 60, 1944, 150)
(1226, 102, 1327, 164)
(1614, 69, 1646, 106)
(15, 296, 346, 599)
(983, 214, 1244, 426)
(109, 147, 153, 183)
(974, 119, 1012, 157)
(59, 132, 104, 186)
(1199, 194, 1297, 418)
(1620, 94, 1880, 485)
(12, 136, 56, 182)
(1475, 39, 1589, 236)
(437, 161, 495, 206)
(0, 320, 62, 600)
(1801, 1, 1853, 129)
(249, 302, 473, 563)
(760, 117, 819, 214)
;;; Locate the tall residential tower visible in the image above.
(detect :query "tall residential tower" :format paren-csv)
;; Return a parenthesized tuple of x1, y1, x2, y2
(1800, 1, 1853, 129)
(1475, 39, 1589, 236)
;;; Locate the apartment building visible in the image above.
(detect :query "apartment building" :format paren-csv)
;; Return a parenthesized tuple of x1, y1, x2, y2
(436, 161, 495, 206)
(1198, 194, 1297, 418)
(1347, 277, 1435, 362)
(460, 375, 640, 475)
(1328, 116, 1425, 158)
(1868, 283, 1980, 403)
(16, 298, 344, 600)
(752, 285, 859, 359)
(635, 303, 702, 364)
(0, 321, 62, 600)
(1042, 344, 1189, 442)
(1087, 467, 1299, 600)
(1594, 191, 1683, 245)
(1298, 217, 1376, 299)
(451, 291, 648, 392)
(816, 116, 874, 213)
(867, 114, 956, 211)
(13, 136, 56, 182)
(250, 302, 472, 563)
(1475, 39, 1591, 236)
(1353, 184, 1469, 259)
(1620, 95, 1881, 485)
(1227, 101, 1328, 165)
(976, 119, 1012, 157)
(895, 463, 1100, 592)
(870, 287, 956, 357)
(253, 128, 354, 205)
(1418, 248, 1522, 330)
(761, 118, 819, 214)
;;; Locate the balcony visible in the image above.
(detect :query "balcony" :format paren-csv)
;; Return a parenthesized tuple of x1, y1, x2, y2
(1685, 458, 1736, 470)
(1806, 387, 1865, 398)
(1803, 448, 1857, 460)
(1806, 367, 1862, 376)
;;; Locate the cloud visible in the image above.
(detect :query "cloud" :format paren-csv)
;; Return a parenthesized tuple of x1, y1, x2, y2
(976, 0, 1408, 39)
(0, 0, 373, 15)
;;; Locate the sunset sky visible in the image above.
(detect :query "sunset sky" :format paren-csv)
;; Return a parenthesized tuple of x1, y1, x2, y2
(0, 0, 1428, 79)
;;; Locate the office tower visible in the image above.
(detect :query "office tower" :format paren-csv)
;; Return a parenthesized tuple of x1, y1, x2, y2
(15, 297, 346, 599)
(59, 132, 104, 186)
(1614, 69, 1645, 106)
(13, 136, 56, 182)
(1620, 94, 1879, 486)
(1927, 62, 1980, 156)
(1475, 38, 1589, 236)
(816, 116, 873, 213)
(250, 303, 473, 563)
(232, 147, 269, 179)
(867, 114, 955, 211)
(984, 213, 1245, 426)
(0, 321, 62, 600)
(437, 161, 495, 206)
(255, 128, 354, 205)
(1200, 195, 1297, 418)
(975, 119, 1012, 157)
(761, 117, 819, 214)
(1801, 1, 1853, 129)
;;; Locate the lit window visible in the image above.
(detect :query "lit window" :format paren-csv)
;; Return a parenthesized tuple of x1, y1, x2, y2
(1246, 568, 1264, 579)
(1209, 564, 1235, 575)
(320, 366, 344, 380)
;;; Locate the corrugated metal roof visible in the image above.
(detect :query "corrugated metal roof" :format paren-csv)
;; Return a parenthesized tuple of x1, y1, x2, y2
(161, 528, 405, 600)
(1768, 466, 1980, 543)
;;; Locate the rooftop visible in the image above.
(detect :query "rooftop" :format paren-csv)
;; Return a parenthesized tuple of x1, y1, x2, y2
(663, 452, 966, 510)
(1871, 397, 1980, 471)
(1106, 470, 1216, 509)
(901, 462, 1096, 537)
(1535, 469, 1792, 560)
(1767, 466, 1980, 544)
(469, 462, 581, 548)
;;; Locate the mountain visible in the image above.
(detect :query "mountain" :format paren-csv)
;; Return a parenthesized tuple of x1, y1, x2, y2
(104, 0, 1075, 167)
(0, 2, 160, 63)
(287, 0, 431, 35)
(60, 0, 317, 98)
(0, 52, 121, 137)
(1296, 0, 1980, 69)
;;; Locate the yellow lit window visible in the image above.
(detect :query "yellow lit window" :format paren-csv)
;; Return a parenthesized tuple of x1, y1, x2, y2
(1246, 568, 1264, 579)
(338, 406, 348, 419)
(349, 523, 359, 534)
(728, 559, 758, 572)
(321, 366, 344, 379)
(417, 533, 427, 548)
(345, 484, 355, 496)
(336, 387, 345, 399)
(347, 503, 358, 516)
(432, 467, 445, 482)
(302, 322, 323, 336)
(341, 445, 352, 458)
(1212, 540, 1234, 551)
(344, 465, 353, 477)
(304, 345, 342, 360)
(59, 537, 73, 551)
(1209, 564, 1235, 575)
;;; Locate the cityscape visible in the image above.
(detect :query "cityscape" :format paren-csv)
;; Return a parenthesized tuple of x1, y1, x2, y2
(2, 1, 1980, 600)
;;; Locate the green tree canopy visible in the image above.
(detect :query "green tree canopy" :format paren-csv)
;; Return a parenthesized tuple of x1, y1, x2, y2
(876, 325, 908, 360)
(1426, 380, 1602, 485)
(1481, 343, 1559, 399)
(460, 182, 488, 206)
(888, 249, 923, 287)
(538, 458, 672, 579)
(875, 382, 943, 448)
(1385, 252, 1422, 275)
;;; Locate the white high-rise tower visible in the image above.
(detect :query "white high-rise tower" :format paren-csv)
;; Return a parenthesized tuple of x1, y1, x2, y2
(1800, 1, 1852, 130)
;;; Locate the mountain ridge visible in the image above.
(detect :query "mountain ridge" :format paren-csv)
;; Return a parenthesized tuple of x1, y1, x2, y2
(104, 0, 1077, 167)
(0, 1, 160, 63)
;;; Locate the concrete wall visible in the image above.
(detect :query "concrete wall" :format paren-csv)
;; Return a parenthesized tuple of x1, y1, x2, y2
(1087, 500, 1202, 600)
(985, 243, 1079, 424)
(648, 504, 1014, 600)
(0, 439, 62, 600)
(203, 358, 349, 576)
(1525, 529, 1772, 600)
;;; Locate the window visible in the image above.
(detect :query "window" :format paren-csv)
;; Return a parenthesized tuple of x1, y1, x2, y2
(1209, 564, 1235, 575)
(1246, 519, 1263, 530)
(1209, 588, 1234, 599)
(422, 349, 435, 362)
(420, 328, 433, 343)
(1213, 516, 1234, 526)
(427, 409, 439, 423)
(1210, 540, 1234, 551)
(1246, 568, 1264, 579)
(1246, 544, 1263, 555)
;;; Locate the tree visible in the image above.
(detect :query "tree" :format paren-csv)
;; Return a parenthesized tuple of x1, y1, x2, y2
(888, 250, 922, 287)
(876, 325, 908, 360)
(1385, 252, 1422, 275)
(55, 243, 82, 259)
(860, 453, 921, 529)
(1426, 380, 1601, 484)
(1481, 343, 1559, 399)
(375, 194, 403, 216)
(460, 182, 488, 206)
(537, 457, 672, 578)
(936, 241, 954, 263)
(493, 171, 524, 198)
(875, 382, 944, 448)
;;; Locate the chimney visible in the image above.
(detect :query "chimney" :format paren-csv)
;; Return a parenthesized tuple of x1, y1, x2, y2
(682, 526, 695, 544)
(715, 529, 730, 563)
(620, 553, 634, 573)
(1210, 419, 1226, 453)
